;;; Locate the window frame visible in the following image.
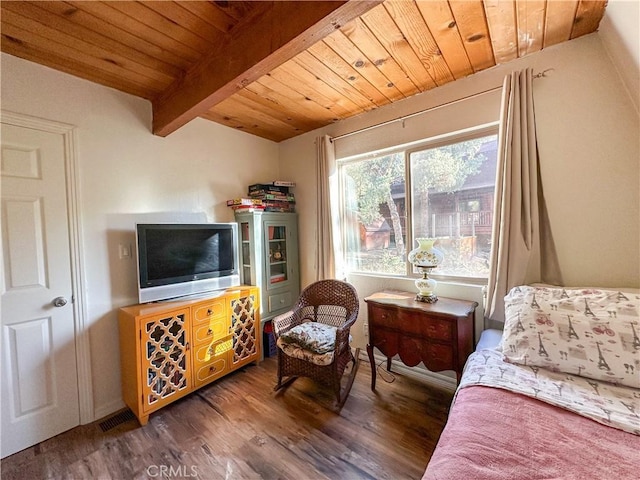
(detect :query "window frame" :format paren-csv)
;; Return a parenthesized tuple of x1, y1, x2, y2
(337, 122, 500, 284)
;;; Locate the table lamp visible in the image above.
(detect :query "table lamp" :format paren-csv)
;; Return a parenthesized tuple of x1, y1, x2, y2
(407, 238, 444, 303)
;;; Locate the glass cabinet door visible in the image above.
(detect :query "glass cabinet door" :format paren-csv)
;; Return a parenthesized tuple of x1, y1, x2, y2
(240, 221, 251, 284)
(267, 224, 288, 287)
(141, 310, 190, 412)
(230, 292, 259, 367)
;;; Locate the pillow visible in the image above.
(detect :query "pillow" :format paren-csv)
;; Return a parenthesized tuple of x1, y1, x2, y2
(501, 285, 640, 388)
(278, 322, 338, 354)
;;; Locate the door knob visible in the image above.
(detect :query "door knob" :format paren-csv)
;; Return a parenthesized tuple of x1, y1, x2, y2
(52, 296, 68, 307)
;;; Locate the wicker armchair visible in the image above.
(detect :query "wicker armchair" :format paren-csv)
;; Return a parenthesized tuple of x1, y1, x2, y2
(272, 280, 360, 407)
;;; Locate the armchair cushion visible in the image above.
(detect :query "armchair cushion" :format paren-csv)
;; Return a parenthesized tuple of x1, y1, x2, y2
(279, 322, 338, 354)
(277, 322, 353, 367)
(277, 339, 336, 366)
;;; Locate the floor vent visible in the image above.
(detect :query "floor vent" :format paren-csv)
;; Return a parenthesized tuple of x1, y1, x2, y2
(98, 409, 136, 432)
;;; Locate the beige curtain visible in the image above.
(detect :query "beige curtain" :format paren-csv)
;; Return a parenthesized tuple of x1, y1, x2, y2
(315, 135, 337, 280)
(486, 69, 562, 322)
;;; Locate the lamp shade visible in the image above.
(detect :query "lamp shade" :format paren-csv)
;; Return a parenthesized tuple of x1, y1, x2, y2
(407, 238, 444, 267)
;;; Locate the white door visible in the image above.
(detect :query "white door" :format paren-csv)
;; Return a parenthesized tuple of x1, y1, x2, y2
(1, 123, 80, 458)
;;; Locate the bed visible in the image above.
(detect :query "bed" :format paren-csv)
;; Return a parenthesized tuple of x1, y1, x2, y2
(423, 285, 640, 480)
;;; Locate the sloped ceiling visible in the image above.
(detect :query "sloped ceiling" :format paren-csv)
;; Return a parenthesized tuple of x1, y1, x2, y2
(0, 1, 608, 142)
(598, 0, 640, 113)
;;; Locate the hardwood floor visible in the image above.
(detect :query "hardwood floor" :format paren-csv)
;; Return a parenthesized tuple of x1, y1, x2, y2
(0, 356, 454, 480)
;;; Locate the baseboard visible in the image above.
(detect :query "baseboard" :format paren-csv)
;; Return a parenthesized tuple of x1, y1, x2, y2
(357, 350, 457, 393)
(93, 398, 126, 422)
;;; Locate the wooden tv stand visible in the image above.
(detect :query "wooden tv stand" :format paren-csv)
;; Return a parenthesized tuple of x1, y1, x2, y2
(118, 286, 260, 425)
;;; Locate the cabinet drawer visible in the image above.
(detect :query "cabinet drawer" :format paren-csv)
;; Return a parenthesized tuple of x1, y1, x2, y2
(370, 329, 399, 357)
(192, 317, 229, 345)
(424, 343, 454, 371)
(193, 338, 232, 387)
(423, 319, 452, 342)
(268, 291, 292, 313)
(194, 337, 232, 364)
(369, 305, 398, 329)
(193, 299, 225, 325)
(395, 310, 454, 342)
(194, 358, 227, 387)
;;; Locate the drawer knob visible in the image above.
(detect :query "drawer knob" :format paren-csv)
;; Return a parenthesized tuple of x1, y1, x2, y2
(209, 366, 216, 373)
(207, 309, 213, 316)
(206, 329, 213, 336)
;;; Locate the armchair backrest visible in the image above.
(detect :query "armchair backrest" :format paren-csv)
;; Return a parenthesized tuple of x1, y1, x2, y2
(295, 280, 359, 328)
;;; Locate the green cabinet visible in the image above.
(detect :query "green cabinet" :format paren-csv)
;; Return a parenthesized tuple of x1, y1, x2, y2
(235, 212, 300, 324)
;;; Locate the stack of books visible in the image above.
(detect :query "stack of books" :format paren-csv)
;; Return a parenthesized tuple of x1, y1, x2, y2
(226, 197, 265, 213)
(270, 273, 286, 283)
(248, 181, 296, 213)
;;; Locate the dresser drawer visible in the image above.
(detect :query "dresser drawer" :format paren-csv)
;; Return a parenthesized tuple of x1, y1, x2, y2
(395, 336, 454, 369)
(368, 305, 398, 329)
(424, 343, 454, 371)
(193, 338, 232, 387)
(422, 317, 452, 342)
(192, 317, 229, 345)
(397, 310, 453, 341)
(194, 337, 232, 363)
(370, 328, 399, 357)
(193, 299, 225, 325)
(194, 358, 227, 387)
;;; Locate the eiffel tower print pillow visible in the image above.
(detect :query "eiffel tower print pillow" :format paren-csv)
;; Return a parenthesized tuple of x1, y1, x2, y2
(501, 285, 640, 388)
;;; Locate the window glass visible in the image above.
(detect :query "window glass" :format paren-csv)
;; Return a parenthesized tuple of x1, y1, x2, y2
(410, 134, 498, 277)
(338, 129, 498, 279)
(342, 152, 406, 275)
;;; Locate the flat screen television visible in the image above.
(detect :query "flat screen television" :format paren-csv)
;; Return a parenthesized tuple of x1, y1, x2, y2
(135, 223, 240, 303)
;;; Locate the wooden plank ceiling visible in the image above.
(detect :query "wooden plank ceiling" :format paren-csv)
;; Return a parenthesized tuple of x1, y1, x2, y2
(1, 1, 607, 142)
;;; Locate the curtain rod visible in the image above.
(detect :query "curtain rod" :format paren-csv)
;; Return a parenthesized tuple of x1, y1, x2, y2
(330, 68, 553, 143)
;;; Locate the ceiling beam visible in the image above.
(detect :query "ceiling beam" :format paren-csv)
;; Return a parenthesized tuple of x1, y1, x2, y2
(152, 0, 382, 137)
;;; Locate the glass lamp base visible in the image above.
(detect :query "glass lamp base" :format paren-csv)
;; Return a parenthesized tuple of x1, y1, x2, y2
(416, 293, 438, 303)
(414, 266, 438, 303)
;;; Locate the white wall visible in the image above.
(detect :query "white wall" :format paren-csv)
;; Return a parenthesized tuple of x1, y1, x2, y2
(599, 0, 640, 113)
(532, 35, 639, 290)
(279, 33, 640, 346)
(1, 53, 279, 419)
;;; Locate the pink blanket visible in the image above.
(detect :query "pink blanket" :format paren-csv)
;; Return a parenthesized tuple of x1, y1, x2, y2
(423, 386, 640, 480)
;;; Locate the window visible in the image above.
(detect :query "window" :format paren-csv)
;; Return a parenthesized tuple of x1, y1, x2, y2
(338, 126, 498, 280)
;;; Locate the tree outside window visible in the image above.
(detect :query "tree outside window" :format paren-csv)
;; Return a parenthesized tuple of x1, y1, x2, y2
(339, 130, 498, 279)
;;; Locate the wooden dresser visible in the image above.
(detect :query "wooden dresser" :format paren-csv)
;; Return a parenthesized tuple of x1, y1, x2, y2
(364, 290, 477, 388)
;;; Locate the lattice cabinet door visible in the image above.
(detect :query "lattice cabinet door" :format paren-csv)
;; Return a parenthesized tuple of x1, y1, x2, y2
(229, 292, 260, 369)
(140, 308, 192, 413)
